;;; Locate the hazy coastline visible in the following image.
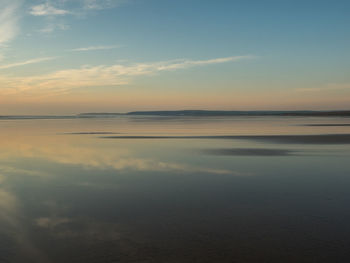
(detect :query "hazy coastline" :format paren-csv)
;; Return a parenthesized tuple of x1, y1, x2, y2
(1, 110, 350, 120)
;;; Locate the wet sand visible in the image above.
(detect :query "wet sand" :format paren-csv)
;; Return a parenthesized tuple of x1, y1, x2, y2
(1, 117, 350, 263)
(201, 148, 299, 156)
(101, 134, 350, 144)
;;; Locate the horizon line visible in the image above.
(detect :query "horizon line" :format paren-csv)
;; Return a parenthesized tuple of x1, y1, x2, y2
(1, 109, 350, 118)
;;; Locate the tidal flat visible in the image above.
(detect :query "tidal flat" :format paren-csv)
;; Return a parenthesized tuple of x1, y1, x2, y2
(0, 115, 350, 262)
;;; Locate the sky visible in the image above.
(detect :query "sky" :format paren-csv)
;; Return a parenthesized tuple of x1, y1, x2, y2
(0, 0, 349, 114)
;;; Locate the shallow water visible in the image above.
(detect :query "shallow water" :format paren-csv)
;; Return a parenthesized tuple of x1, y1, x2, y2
(1, 116, 350, 262)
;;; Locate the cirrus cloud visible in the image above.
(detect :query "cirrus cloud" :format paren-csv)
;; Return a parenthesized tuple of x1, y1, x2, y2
(29, 3, 69, 16)
(81, 0, 127, 10)
(0, 0, 21, 46)
(0, 55, 255, 95)
(0, 56, 57, 70)
(70, 45, 122, 52)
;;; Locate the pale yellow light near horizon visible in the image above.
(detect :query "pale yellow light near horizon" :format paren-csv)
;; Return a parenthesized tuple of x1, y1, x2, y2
(1, 86, 350, 115)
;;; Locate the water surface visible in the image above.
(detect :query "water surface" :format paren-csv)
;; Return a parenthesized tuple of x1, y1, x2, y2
(1, 116, 350, 262)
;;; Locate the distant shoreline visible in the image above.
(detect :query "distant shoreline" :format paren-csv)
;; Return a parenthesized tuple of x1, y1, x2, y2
(1, 110, 350, 119)
(124, 110, 350, 117)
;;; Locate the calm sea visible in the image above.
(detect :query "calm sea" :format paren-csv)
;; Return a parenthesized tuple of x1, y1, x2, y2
(1, 116, 350, 262)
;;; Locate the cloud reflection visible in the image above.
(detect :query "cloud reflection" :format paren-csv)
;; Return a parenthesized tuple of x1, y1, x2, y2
(202, 148, 299, 156)
(0, 134, 238, 175)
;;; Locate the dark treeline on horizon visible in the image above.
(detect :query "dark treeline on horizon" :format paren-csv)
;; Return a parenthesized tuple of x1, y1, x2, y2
(1, 110, 350, 119)
(80, 110, 350, 117)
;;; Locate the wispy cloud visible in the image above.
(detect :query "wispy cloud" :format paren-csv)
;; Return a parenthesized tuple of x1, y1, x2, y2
(154, 56, 256, 71)
(70, 45, 121, 52)
(295, 83, 350, 92)
(39, 22, 70, 33)
(0, 1, 21, 63)
(82, 0, 126, 10)
(0, 57, 57, 70)
(0, 55, 255, 95)
(29, 0, 123, 17)
(29, 1, 72, 34)
(29, 0, 127, 34)
(0, 1, 20, 46)
(29, 3, 69, 16)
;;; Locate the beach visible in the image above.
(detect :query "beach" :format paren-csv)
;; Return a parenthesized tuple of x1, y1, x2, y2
(0, 115, 349, 262)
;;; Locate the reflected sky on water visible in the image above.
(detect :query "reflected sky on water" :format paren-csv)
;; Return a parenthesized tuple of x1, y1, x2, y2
(1, 116, 350, 262)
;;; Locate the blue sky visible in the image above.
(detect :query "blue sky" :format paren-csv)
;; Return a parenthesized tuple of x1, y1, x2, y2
(0, 0, 349, 114)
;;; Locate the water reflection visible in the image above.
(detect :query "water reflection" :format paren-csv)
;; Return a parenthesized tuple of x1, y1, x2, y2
(202, 148, 300, 156)
(0, 133, 233, 175)
(0, 117, 350, 262)
(101, 134, 350, 144)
